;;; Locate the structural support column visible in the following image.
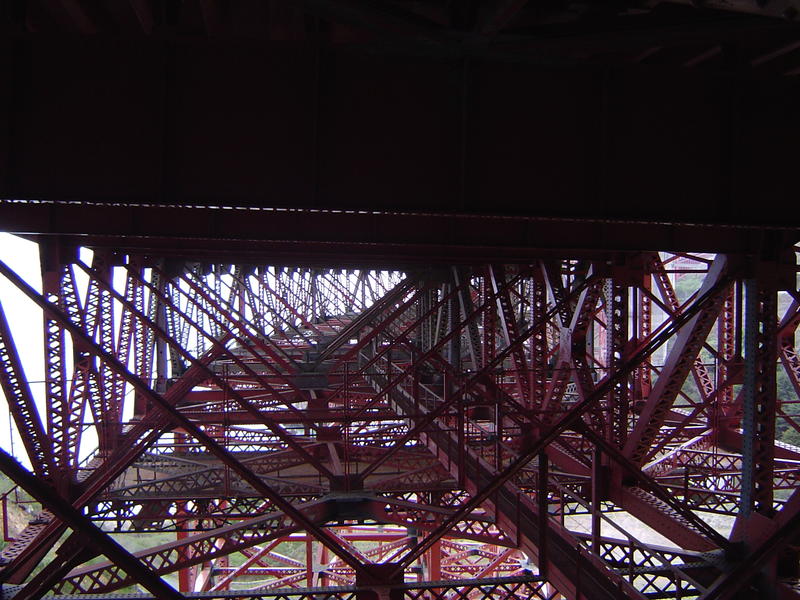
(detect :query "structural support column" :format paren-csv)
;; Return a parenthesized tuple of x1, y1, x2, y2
(605, 279, 629, 449)
(741, 275, 778, 517)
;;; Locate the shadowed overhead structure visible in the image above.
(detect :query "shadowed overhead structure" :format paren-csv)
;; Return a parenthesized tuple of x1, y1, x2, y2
(0, 1, 800, 599)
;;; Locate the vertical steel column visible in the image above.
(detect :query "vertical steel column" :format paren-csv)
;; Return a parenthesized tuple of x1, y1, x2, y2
(741, 275, 778, 517)
(482, 273, 496, 371)
(133, 260, 158, 416)
(636, 268, 652, 403)
(716, 287, 737, 438)
(591, 445, 602, 554)
(40, 241, 72, 482)
(605, 279, 628, 448)
(419, 286, 432, 353)
(320, 542, 330, 587)
(427, 540, 442, 581)
(537, 451, 549, 578)
(448, 283, 461, 370)
(452, 267, 482, 371)
(306, 538, 314, 586)
(88, 252, 120, 455)
(530, 271, 547, 411)
(154, 269, 169, 396)
(490, 265, 531, 404)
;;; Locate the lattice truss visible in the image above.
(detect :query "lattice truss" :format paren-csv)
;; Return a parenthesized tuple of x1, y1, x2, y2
(0, 240, 799, 600)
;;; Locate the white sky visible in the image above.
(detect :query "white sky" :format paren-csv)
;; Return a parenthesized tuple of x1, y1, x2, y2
(0, 233, 44, 465)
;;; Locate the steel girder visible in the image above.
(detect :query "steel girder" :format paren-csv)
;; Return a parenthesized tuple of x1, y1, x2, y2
(0, 244, 798, 599)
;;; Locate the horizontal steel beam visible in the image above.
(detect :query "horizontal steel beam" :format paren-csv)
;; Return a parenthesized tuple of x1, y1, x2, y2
(1, 40, 799, 258)
(5, 204, 791, 265)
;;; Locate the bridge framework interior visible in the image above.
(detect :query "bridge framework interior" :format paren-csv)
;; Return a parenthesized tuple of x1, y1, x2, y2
(2, 1, 800, 599)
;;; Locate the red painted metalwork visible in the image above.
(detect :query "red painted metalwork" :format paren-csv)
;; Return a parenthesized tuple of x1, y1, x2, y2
(0, 447, 182, 599)
(624, 255, 732, 465)
(0, 301, 54, 480)
(4, 9, 800, 599)
(0, 240, 798, 600)
(740, 275, 779, 517)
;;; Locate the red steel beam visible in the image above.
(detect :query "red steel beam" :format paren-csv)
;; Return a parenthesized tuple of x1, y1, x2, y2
(624, 255, 731, 464)
(0, 258, 372, 578)
(489, 265, 531, 403)
(0, 448, 183, 600)
(0, 299, 54, 479)
(359, 271, 593, 481)
(0, 340, 230, 583)
(391, 273, 735, 575)
(76, 260, 335, 479)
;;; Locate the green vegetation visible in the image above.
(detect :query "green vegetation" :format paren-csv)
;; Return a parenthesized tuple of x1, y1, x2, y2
(663, 267, 800, 448)
(776, 367, 800, 447)
(0, 472, 37, 551)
